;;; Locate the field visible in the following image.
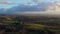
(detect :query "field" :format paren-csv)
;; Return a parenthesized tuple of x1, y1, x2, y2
(0, 14, 60, 34)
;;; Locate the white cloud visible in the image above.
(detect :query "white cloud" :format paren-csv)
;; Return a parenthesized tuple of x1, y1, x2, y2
(0, 0, 15, 4)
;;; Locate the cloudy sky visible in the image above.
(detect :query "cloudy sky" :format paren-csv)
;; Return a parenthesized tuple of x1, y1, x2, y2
(0, 0, 60, 15)
(0, 0, 56, 9)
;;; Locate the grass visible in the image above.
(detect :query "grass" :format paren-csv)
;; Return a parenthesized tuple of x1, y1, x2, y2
(25, 24, 60, 31)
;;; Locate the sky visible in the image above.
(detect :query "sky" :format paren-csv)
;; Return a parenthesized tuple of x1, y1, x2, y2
(0, 0, 57, 9)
